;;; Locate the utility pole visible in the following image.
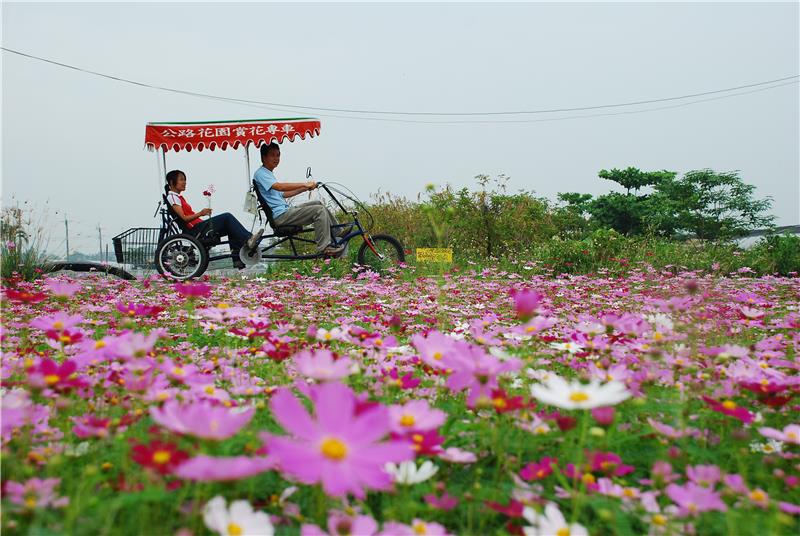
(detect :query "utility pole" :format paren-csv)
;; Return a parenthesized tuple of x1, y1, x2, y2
(97, 224, 103, 261)
(64, 214, 70, 261)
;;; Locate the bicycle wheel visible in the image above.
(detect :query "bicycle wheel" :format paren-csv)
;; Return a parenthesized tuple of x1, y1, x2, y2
(356, 234, 405, 272)
(155, 233, 209, 280)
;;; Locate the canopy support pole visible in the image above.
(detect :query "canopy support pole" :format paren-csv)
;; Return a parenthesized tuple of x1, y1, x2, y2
(154, 148, 164, 194)
(244, 144, 252, 189)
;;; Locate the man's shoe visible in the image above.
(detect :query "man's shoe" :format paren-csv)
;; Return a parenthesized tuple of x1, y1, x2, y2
(336, 224, 354, 237)
(246, 229, 264, 251)
(322, 244, 346, 257)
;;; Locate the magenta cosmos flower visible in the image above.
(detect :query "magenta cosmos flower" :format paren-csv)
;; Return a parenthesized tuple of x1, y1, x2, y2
(442, 342, 521, 407)
(150, 400, 254, 440)
(263, 382, 414, 498)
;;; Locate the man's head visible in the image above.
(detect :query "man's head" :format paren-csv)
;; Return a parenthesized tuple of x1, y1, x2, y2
(260, 142, 281, 171)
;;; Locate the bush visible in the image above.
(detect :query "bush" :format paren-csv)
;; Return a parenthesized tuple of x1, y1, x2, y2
(1, 203, 51, 282)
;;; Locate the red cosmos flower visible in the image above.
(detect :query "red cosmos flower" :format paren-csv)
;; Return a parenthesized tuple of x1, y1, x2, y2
(130, 440, 190, 475)
(116, 302, 165, 317)
(45, 329, 84, 345)
(4, 289, 48, 303)
(485, 499, 525, 518)
(28, 358, 85, 390)
(740, 381, 797, 408)
(383, 368, 421, 390)
(520, 457, 558, 481)
(397, 429, 444, 456)
(702, 396, 754, 424)
(490, 389, 529, 414)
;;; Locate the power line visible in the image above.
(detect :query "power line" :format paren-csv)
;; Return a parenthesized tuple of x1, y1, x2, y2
(2, 46, 798, 119)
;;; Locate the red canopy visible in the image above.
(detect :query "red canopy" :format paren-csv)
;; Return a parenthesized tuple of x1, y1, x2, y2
(144, 118, 321, 153)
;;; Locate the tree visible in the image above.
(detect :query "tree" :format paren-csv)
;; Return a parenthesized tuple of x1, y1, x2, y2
(598, 167, 676, 194)
(652, 169, 774, 240)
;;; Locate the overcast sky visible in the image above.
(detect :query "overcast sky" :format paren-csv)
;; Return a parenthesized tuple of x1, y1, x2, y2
(2, 1, 798, 256)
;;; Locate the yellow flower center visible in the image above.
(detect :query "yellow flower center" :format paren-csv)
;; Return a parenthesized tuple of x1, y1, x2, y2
(623, 488, 636, 498)
(374, 339, 383, 346)
(722, 400, 737, 410)
(749, 490, 767, 502)
(52, 321, 64, 330)
(557, 528, 570, 536)
(24, 496, 37, 508)
(433, 351, 443, 360)
(94, 340, 106, 349)
(44, 374, 60, 385)
(581, 473, 596, 485)
(217, 303, 229, 309)
(569, 391, 589, 402)
(204, 386, 215, 395)
(400, 414, 416, 427)
(652, 514, 667, 526)
(413, 522, 427, 535)
(324, 333, 332, 340)
(493, 397, 507, 409)
(787, 432, 798, 441)
(59, 335, 71, 343)
(227, 522, 243, 536)
(152, 450, 171, 464)
(320, 437, 348, 461)
(172, 367, 185, 376)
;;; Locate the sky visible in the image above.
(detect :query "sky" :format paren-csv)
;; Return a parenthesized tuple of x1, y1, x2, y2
(2, 1, 798, 257)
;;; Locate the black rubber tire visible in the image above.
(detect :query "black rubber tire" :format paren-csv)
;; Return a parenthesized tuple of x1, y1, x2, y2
(356, 234, 405, 272)
(155, 233, 209, 280)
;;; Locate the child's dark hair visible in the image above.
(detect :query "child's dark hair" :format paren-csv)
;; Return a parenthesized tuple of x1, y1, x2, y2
(165, 169, 185, 194)
(260, 142, 280, 159)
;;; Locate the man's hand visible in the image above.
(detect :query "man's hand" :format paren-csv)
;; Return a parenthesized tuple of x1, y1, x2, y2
(200, 208, 212, 217)
(305, 181, 317, 190)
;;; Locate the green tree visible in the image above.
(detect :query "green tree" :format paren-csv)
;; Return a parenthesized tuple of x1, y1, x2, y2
(652, 169, 774, 240)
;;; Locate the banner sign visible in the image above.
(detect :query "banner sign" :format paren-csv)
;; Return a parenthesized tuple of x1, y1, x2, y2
(145, 118, 321, 153)
(416, 248, 453, 263)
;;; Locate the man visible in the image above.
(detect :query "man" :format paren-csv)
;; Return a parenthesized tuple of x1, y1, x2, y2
(254, 142, 345, 256)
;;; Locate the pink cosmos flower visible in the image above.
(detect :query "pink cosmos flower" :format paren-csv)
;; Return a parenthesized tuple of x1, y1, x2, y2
(72, 415, 111, 438)
(150, 400, 254, 440)
(686, 464, 722, 487)
(29, 312, 83, 332)
(510, 288, 543, 320)
(293, 349, 352, 381)
(45, 278, 81, 298)
(437, 446, 477, 464)
(263, 382, 414, 498)
(424, 491, 459, 511)
(442, 342, 521, 407)
(411, 331, 458, 370)
(174, 455, 273, 481)
(301, 511, 378, 536)
(520, 457, 558, 481)
(379, 520, 452, 536)
(759, 424, 800, 445)
(388, 400, 446, 434)
(666, 482, 728, 516)
(4, 478, 69, 509)
(174, 281, 213, 297)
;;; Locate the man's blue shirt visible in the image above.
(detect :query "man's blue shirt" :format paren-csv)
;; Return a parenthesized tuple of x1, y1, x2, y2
(254, 166, 289, 219)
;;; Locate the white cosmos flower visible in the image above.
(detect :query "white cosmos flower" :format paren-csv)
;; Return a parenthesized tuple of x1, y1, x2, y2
(523, 503, 588, 536)
(203, 496, 274, 536)
(384, 460, 439, 485)
(550, 341, 584, 354)
(530, 374, 631, 410)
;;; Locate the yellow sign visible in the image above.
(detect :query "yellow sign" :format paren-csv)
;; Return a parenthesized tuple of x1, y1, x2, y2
(416, 248, 453, 263)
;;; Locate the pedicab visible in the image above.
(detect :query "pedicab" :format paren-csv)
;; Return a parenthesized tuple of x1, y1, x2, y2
(111, 118, 405, 280)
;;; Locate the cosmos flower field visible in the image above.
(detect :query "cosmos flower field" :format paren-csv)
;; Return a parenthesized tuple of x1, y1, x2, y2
(1, 265, 799, 535)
